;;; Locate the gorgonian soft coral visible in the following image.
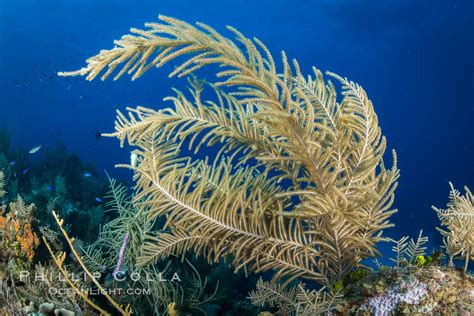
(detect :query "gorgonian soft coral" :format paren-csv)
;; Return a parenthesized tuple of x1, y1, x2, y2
(60, 16, 400, 288)
(433, 182, 474, 272)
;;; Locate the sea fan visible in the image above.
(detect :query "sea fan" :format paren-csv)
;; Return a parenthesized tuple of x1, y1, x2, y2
(60, 16, 399, 287)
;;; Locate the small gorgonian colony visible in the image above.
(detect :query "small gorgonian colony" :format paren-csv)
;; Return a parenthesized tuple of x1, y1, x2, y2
(433, 183, 474, 272)
(60, 16, 399, 291)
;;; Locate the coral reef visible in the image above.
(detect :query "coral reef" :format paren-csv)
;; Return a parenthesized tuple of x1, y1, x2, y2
(340, 264, 474, 315)
(0, 132, 115, 315)
(0, 275, 23, 314)
(360, 276, 428, 314)
(0, 132, 108, 243)
(334, 233, 474, 315)
(0, 180, 40, 271)
(16, 263, 91, 315)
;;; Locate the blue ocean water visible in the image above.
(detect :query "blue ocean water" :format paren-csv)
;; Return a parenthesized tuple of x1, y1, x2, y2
(0, 0, 472, 249)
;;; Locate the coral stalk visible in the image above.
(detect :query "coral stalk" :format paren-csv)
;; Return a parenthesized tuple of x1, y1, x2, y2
(43, 237, 110, 315)
(48, 210, 132, 315)
(113, 233, 130, 278)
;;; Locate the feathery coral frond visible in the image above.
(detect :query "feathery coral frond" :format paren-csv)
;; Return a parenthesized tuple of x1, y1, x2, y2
(60, 16, 399, 287)
(248, 278, 298, 313)
(389, 230, 428, 271)
(405, 230, 428, 263)
(248, 278, 340, 315)
(433, 182, 474, 271)
(295, 284, 341, 315)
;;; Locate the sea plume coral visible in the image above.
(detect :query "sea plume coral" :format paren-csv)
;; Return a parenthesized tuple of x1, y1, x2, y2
(249, 278, 340, 315)
(80, 177, 219, 315)
(60, 15, 399, 287)
(433, 182, 474, 272)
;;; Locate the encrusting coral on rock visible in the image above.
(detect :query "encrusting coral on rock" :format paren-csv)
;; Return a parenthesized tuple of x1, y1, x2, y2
(331, 231, 474, 315)
(0, 171, 40, 272)
(337, 264, 474, 315)
(361, 276, 428, 314)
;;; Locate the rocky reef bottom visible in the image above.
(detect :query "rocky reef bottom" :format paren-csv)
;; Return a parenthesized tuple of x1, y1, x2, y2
(333, 265, 474, 315)
(1, 250, 473, 315)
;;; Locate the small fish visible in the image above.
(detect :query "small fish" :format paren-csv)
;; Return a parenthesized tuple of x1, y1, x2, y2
(22, 168, 29, 175)
(47, 185, 55, 191)
(130, 152, 138, 168)
(29, 145, 42, 154)
(8, 160, 16, 166)
(95, 131, 101, 140)
(95, 197, 103, 203)
(83, 172, 92, 177)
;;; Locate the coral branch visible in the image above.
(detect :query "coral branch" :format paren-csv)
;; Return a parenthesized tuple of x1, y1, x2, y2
(49, 210, 132, 315)
(113, 232, 130, 278)
(42, 237, 110, 315)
